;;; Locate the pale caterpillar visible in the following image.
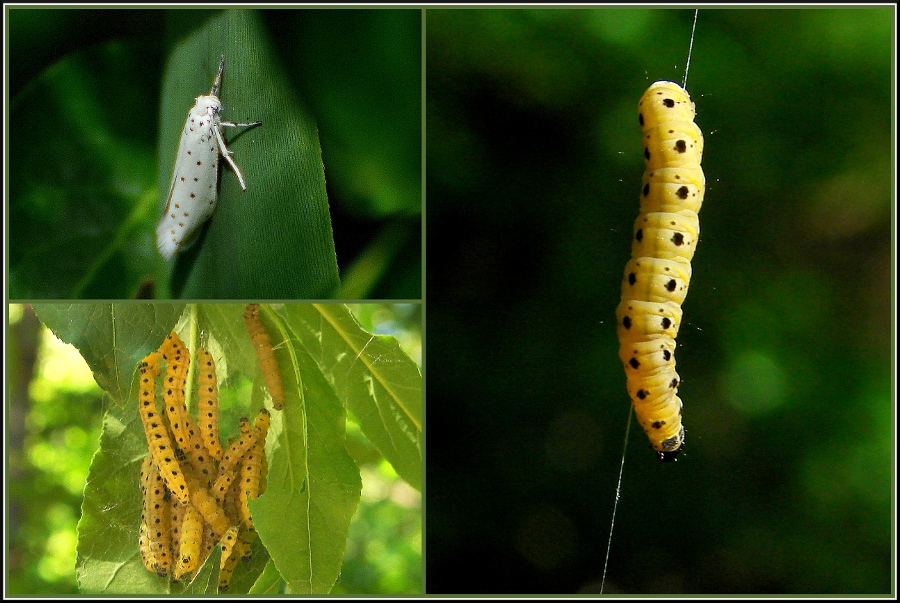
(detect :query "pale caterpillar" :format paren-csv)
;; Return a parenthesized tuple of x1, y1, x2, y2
(243, 304, 285, 411)
(616, 80, 704, 461)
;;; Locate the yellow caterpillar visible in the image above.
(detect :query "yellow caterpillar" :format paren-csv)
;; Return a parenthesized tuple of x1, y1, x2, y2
(138, 352, 190, 504)
(216, 525, 241, 592)
(172, 501, 202, 582)
(243, 304, 285, 411)
(161, 332, 218, 487)
(218, 478, 248, 592)
(197, 348, 224, 462)
(168, 496, 183, 575)
(616, 81, 704, 460)
(239, 409, 271, 529)
(181, 461, 233, 540)
(139, 455, 172, 576)
(160, 332, 192, 452)
(181, 412, 217, 489)
(211, 417, 259, 504)
(136, 329, 270, 588)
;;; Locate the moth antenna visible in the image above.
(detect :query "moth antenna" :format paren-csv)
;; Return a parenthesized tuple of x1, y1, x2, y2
(210, 54, 226, 97)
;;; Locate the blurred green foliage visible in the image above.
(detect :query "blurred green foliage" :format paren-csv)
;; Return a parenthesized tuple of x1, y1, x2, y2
(7, 303, 421, 595)
(8, 8, 421, 299)
(425, 8, 892, 595)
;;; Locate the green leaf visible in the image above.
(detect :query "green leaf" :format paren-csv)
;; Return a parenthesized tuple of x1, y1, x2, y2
(159, 10, 339, 297)
(283, 304, 423, 490)
(32, 304, 186, 405)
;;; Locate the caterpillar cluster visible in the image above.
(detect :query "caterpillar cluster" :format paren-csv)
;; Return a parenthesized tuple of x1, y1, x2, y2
(243, 304, 286, 411)
(616, 81, 705, 461)
(138, 331, 271, 591)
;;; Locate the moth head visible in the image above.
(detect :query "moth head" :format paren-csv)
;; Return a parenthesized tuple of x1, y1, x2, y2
(194, 94, 222, 116)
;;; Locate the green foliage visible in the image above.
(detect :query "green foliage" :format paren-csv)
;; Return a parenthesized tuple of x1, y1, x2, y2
(27, 303, 421, 594)
(284, 304, 422, 490)
(6, 307, 103, 595)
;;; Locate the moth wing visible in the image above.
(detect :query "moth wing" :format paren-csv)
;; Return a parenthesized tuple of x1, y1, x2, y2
(156, 106, 221, 259)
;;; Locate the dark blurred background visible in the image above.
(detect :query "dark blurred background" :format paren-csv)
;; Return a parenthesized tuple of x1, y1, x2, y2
(425, 8, 893, 595)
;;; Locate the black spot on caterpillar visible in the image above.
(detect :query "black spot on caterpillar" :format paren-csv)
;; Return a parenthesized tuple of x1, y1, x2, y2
(616, 81, 704, 461)
(243, 304, 285, 411)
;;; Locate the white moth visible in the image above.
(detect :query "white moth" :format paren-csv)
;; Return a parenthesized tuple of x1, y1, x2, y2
(156, 54, 261, 260)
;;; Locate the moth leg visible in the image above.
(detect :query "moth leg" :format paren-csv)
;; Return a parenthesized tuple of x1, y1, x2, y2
(213, 126, 245, 190)
(220, 120, 263, 129)
(213, 125, 258, 191)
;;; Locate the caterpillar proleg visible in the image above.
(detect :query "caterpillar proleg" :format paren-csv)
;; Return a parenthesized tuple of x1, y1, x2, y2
(156, 54, 262, 260)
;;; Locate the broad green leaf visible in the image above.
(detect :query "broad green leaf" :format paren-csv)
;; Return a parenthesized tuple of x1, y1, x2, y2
(31, 304, 185, 405)
(159, 10, 339, 298)
(283, 304, 422, 490)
